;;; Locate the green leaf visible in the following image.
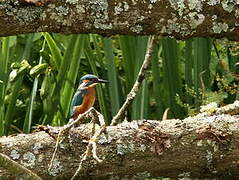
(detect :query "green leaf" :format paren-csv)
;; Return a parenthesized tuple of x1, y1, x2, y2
(0, 37, 10, 135)
(102, 37, 120, 116)
(23, 40, 46, 133)
(58, 35, 86, 123)
(45, 35, 80, 125)
(42, 32, 63, 70)
(185, 39, 193, 105)
(152, 42, 164, 119)
(162, 37, 184, 118)
(4, 34, 34, 135)
(193, 38, 211, 108)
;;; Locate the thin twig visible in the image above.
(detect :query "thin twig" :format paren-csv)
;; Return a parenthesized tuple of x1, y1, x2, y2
(70, 144, 90, 180)
(0, 153, 42, 180)
(71, 109, 106, 179)
(48, 107, 106, 175)
(111, 36, 159, 125)
(48, 107, 98, 171)
(48, 129, 62, 172)
(71, 125, 106, 180)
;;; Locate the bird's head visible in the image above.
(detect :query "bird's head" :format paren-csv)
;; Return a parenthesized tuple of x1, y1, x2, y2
(78, 74, 108, 89)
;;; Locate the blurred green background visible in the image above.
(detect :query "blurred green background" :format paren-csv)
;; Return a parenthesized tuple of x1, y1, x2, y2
(0, 33, 239, 136)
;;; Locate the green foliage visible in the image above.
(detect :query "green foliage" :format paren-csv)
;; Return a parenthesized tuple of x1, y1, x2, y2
(54, 34, 86, 125)
(162, 37, 184, 118)
(0, 33, 239, 136)
(151, 43, 164, 119)
(23, 40, 46, 133)
(193, 38, 211, 109)
(102, 37, 121, 117)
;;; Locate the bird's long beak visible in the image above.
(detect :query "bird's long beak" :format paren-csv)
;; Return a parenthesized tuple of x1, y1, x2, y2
(97, 79, 109, 83)
(88, 78, 109, 87)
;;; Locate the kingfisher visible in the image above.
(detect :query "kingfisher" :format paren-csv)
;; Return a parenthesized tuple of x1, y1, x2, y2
(70, 74, 108, 120)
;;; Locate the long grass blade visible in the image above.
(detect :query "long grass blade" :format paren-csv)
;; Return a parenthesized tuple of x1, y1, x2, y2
(225, 47, 238, 103)
(119, 36, 136, 91)
(42, 32, 62, 69)
(23, 39, 45, 133)
(57, 35, 86, 123)
(162, 37, 184, 118)
(4, 78, 23, 135)
(185, 39, 193, 105)
(119, 36, 149, 120)
(193, 38, 211, 108)
(151, 42, 164, 119)
(102, 37, 120, 116)
(43, 35, 79, 125)
(140, 79, 149, 119)
(0, 37, 10, 135)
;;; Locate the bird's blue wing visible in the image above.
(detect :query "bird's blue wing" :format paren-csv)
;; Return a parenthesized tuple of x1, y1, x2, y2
(70, 89, 87, 117)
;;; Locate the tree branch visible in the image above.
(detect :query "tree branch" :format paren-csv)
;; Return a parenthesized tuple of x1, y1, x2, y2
(1, 102, 239, 179)
(0, 153, 42, 180)
(1, 0, 239, 40)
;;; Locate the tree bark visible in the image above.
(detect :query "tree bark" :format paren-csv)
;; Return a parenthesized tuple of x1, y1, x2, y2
(1, 0, 239, 40)
(1, 102, 239, 179)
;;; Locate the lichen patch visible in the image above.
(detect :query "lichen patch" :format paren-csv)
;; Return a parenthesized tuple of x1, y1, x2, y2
(21, 152, 36, 168)
(10, 149, 20, 160)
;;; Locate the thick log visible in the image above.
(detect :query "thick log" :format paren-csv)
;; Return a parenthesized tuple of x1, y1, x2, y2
(1, 110, 239, 179)
(0, 0, 239, 40)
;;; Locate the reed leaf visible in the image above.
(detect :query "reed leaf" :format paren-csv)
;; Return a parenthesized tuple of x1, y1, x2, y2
(151, 42, 164, 119)
(42, 32, 62, 69)
(4, 78, 23, 135)
(23, 39, 45, 133)
(119, 36, 136, 91)
(0, 37, 10, 135)
(92, 35, 104, 67)
(102, 37, 120, 116)
(41, 70, 55, 125)
(193, 38, 211, 108)
(58, 35, 86, 123)
(185, 39, 193, 105)
(140, 79, 149, 119)
(162, 37, 184, 118)
(119, 36, 149, 120)
(225, 47, 239, 103)
(48, 35, 80, 125)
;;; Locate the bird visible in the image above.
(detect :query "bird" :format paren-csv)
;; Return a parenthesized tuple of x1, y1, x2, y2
(70, 74, 108, 120)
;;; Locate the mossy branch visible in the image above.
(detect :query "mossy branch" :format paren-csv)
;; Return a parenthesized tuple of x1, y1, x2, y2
(0, 153, 42, 180)
(0, 1, 239, 40)
(1, 102, 239, 179)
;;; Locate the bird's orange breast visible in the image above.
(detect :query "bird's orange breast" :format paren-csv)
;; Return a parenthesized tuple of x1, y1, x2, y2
(73, 87, 96, 120)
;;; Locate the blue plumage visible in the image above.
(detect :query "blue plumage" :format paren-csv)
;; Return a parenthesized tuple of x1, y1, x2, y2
(70, 88, 86, 117)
